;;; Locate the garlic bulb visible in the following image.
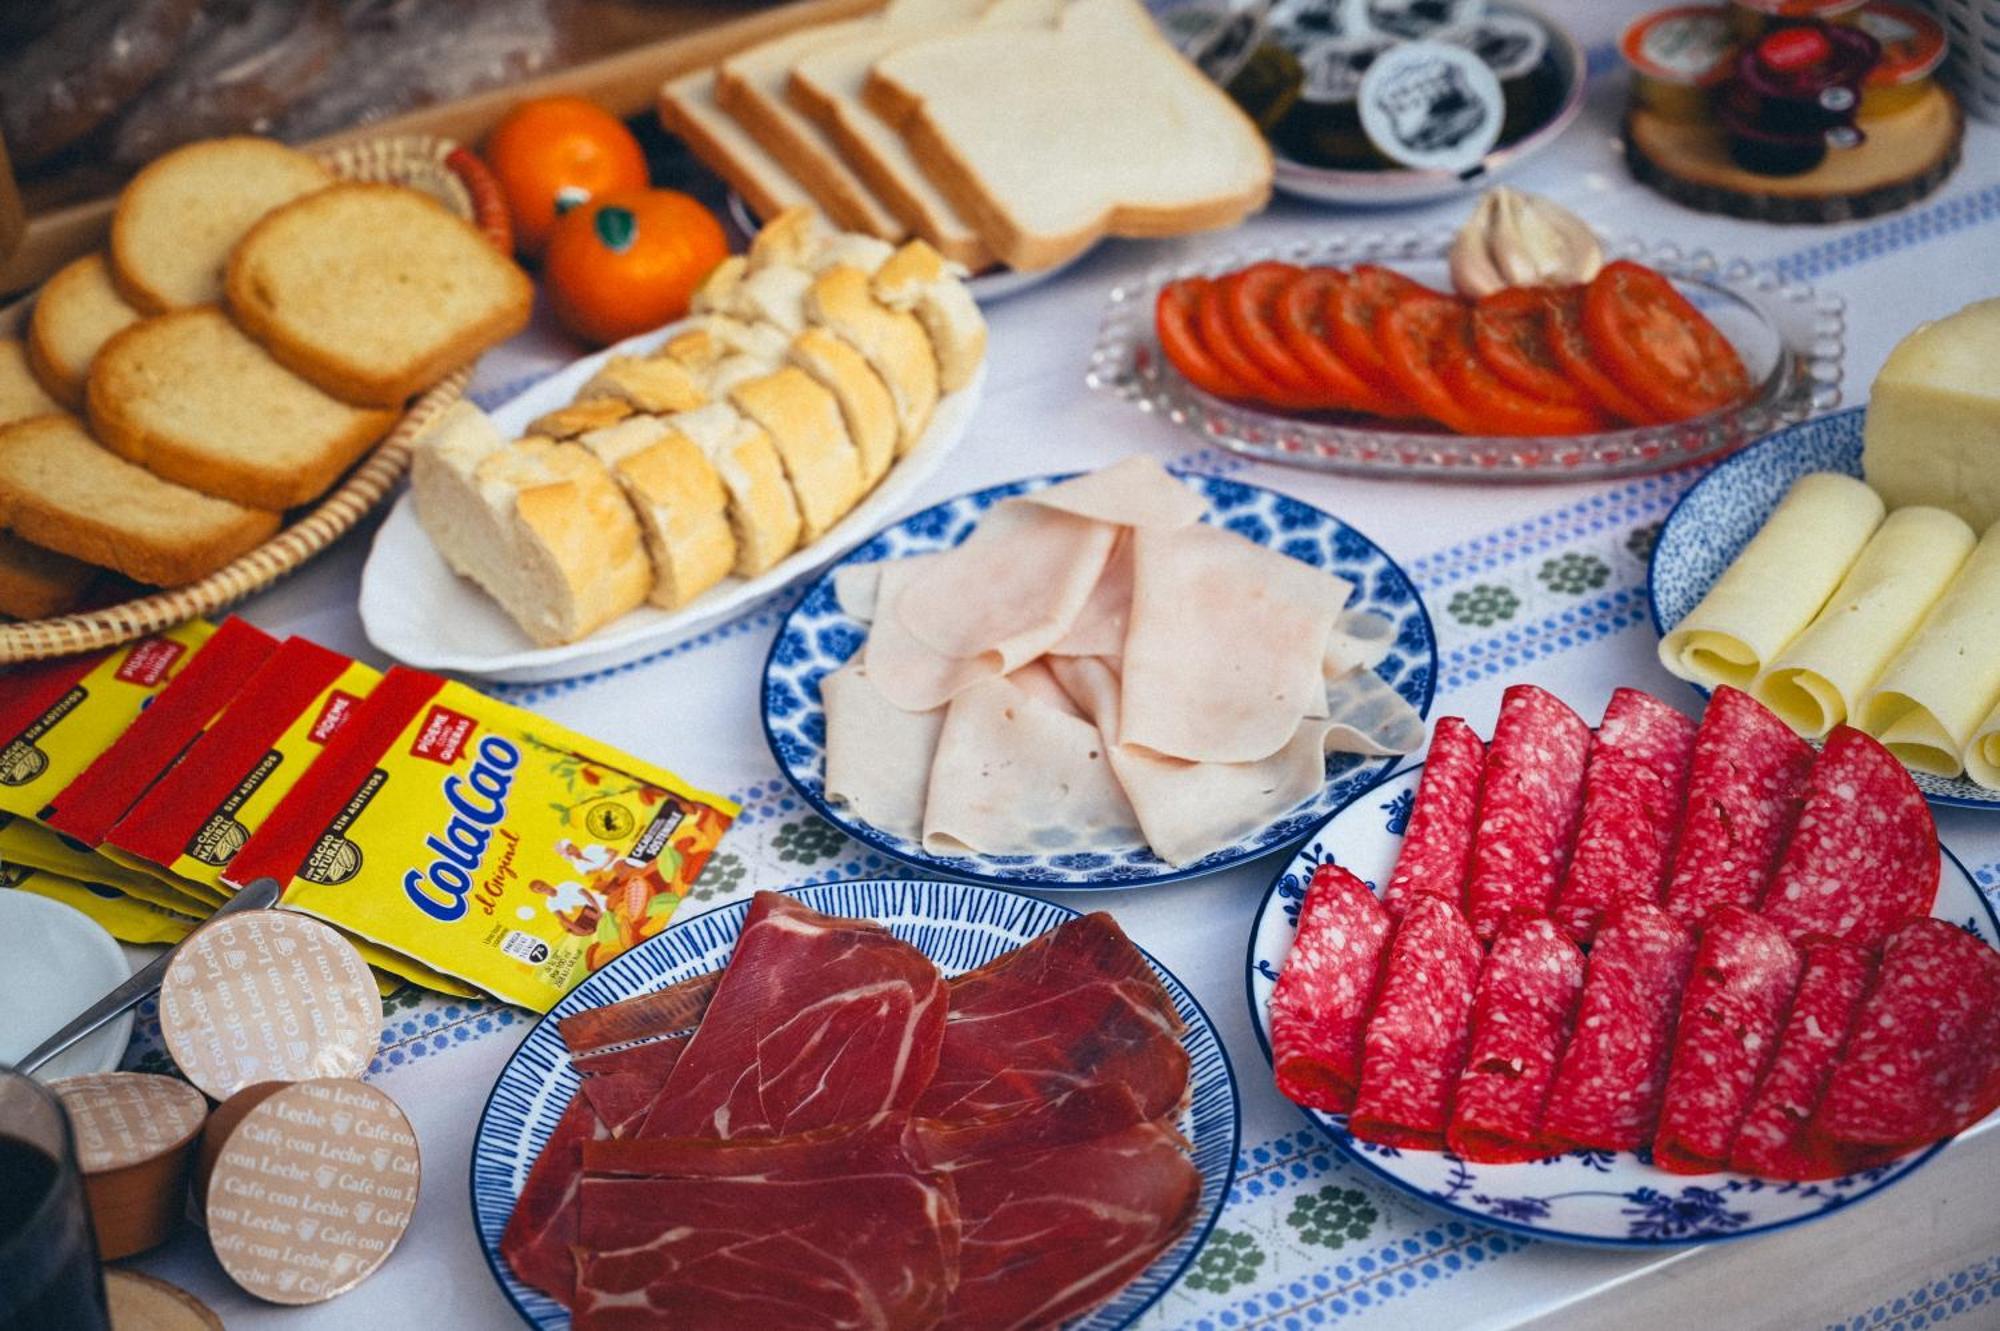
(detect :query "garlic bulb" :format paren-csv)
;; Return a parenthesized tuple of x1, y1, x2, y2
(1448, 188, 1604, 299)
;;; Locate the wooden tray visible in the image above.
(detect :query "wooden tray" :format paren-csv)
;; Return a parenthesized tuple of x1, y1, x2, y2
(0, 134, 509, 665)
(1624, 85, 1964, 224)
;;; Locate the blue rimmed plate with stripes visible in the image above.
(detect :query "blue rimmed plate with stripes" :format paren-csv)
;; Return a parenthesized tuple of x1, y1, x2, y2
(761, 470, 1437, 889)
(472, 877, 1240, 1329)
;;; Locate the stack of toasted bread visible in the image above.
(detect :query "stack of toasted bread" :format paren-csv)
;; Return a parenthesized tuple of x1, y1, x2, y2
(0, 136, 532, 619)
(413, 207, 986, 647)
(659, 0, 1272, 274)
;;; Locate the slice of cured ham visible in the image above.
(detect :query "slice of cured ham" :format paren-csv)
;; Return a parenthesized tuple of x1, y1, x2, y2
(500, 1092, 607, 1308)
(635, 892, 947, 1139)
(574, 1115, 958, 1331)
(914, 1085, 1201, 1331)
(1758, 725, 1939, 950)
(1382, 717, 1485, 918)
(1463, 684, 1591, 944)
(916, 911, 1188, 1123)
(1120, 521, 1349, 764)
(1269, 863, 1394, 1113)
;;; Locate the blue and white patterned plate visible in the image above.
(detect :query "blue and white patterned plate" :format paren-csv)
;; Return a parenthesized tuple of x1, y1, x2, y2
(473, 878, 1240, 1329)
(1648, 406, 2000, 810)
(1244, 763, 2000, 1248)
(761, 471, 1438, 889)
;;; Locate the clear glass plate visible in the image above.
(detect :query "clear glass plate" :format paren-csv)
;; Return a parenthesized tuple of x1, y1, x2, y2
(1085, 233, 1845, 481)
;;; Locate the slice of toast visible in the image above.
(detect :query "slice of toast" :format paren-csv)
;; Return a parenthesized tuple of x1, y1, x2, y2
(664, 403, 802, 577)
(0, 532, 96, 619)
(660, 69, 818, 226)
(866, 0, 1272, 270)
(0, 342, 63, 426)
(575, 416, 737, 610)
(0, 415, 280, 587)
(110, 136, 333, 312)
(788, 326, 898, 486)
(787, 1, 1009, 270)
(806, 265, 938, 455)
(27, 254, 141, 409)
(87, 308, 397, 510)
(872, 239, 986, 392)
(410, 403, 651, 646)
(730, 366, 866, 542)
(227, 182, 533, 407)
(715, 25, 909, 241)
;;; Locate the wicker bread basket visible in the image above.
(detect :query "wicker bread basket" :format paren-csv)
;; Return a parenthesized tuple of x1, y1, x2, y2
(0, 134, 514, 664)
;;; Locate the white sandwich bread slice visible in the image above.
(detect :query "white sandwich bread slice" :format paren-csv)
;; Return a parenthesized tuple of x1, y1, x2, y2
(663, 403, 803, 577)
(659, 70, 816, 226)
(806, 265, 938, 455)
(865, 0, 1272, 270)
(872, 239, 986, 393)
(410, 402, 651, 646)
(715, 24, 908, 241)
(575, 415, 737, 610)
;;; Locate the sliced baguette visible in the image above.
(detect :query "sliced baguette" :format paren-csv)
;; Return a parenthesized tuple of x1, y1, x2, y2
(715, 25, 909, 241)
(744, 208, 897, 278)
(805, 265, 938, 455)
(873, 239, 986, 392)
(865, 0, 1272, 271)
(660, 69, 818, 227)
(664, 403, 801, 576)
(0, 341, 63, 426)
(27, 254, 141, 409)
(226, 182, 533, 407)
(0, 415, 280, 587)
(690, 255, 748, 316)
(576, 416, 736, 609)
(657, 316, 790, 373)
(410, 402, 650, 645)
(87, 308, 397, 510)
(788, 325, 898, 486)
(0, 531, 96, 620)
(576, 356, 707, 414)
(529, 398, 634, 440)
(110, 137, 333, 312)
(730, 366, 866, 542)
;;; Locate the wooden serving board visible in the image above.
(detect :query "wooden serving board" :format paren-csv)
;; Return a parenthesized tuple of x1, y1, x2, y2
(1623, 84, 1963, 224)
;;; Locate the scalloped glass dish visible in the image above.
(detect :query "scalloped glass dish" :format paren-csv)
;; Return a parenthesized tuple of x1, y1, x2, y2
(1086, 235, 1844, 481)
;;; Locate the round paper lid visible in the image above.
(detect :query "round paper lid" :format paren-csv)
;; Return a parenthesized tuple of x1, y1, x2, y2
(204, 1078, 420, 1305)
(1357, 40, 1506, 172)
(105, 1269, 224, 1331)
(52, 1072, 208, 1175)
(1620, 5, 1737, 88)
(1341, 0, 1484, 42)
(1859, 1, 1945, 85)
(158, 910, 382, 1101)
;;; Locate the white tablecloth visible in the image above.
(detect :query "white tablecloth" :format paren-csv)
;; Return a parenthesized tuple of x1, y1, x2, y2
(116, 3, 2000, 1325)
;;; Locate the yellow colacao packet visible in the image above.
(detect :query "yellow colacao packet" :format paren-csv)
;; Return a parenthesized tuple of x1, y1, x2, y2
(0, 814, 216, 919)
(226, 668, 739, 1010)
(1, 864, 198, 946)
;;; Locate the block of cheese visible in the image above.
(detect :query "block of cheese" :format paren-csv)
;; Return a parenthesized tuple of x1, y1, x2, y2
(1658, 472, 1884, 690)
(1857, 521, 2000, 777)
(1751, 506, 1975, 737)
(1863, 298, 2000, 534)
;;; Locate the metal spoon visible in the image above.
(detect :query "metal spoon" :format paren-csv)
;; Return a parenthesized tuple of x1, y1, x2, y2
(14, 876, 284, 1076)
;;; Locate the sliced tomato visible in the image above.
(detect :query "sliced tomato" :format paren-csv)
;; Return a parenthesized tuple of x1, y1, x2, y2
(1471, 288, 1594, 408)
(1330, 265, 1430, 403)
(1582, 260, 1752, 421)
(1275, 268, 1419, 418)
(1445, 339, 1615, 437)
(1543, 286, 1664, 426)
(1376, 291, 1480, 433)
(1195, 275, 1319, 407)
(1222, 262, 1329, 403)
(1156, 279, 1248, 400)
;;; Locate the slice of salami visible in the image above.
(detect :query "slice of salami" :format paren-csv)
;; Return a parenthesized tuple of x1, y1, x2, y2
(1349, 894, 1483, 1149)
(1551, 689, 1697, 946)
(1758, 726, 1939, 951)
(1270, 863, 1396, 1113)
(1382, 717, 1486, 918)
(1662, 687, 1814, 931)
(1445, 916, 1586, 1163)
(1463, 685, 1591, 943)
(1652, 905, 1803, 1174)
(1814, 917, 2000, 1150)
(1541, 901, 1698, 1152)
(1729, 937, 1876, 1181)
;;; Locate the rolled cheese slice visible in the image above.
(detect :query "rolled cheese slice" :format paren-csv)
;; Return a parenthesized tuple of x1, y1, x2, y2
(1751, 506, 1975, 737)
(1857, 521, 2000, 776)
(1659, 472, 1885, 690)
(1964, 699, 2000, 790)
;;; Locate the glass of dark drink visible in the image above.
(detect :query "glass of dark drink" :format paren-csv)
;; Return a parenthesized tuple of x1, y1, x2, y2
(0, 1068, 108, 1331)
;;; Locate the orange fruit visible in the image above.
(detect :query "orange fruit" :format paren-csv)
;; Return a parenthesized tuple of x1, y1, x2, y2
(543, 189, 730, 346)
(483, 95, 648, 259)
